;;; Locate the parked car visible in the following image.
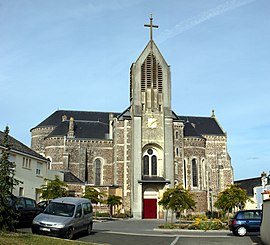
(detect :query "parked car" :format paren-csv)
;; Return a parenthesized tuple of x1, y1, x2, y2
(229, 209, 262, 236)
(9, 196, 42, 227)
(32, 197, 93, 239)
(37, 200, 51, 210)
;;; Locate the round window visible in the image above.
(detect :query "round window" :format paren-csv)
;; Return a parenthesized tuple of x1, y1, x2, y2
(147, 149, 153, 155)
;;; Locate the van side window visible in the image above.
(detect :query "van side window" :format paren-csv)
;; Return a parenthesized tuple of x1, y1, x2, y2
(25, 198, 35, 208)
(75, 205, 82, 218)
(82, 203, 92, 215)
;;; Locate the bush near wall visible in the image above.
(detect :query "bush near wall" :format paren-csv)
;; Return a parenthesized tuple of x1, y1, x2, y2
(158, 215, 226, 231)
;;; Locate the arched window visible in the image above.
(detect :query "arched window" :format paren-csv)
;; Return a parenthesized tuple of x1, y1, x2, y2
(143, 155, 149, 175)
(151, 155, 157, 175)
(176, 147, 179, 156)
(95, 158, 102, 185)
(143, 148, 158, 176)
(175, 131, 179, 139)
(192, 159, 198, 187)
(46, 156, 52, 170)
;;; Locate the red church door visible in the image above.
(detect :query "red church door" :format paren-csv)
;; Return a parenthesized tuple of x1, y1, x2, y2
(143, 199, 157, 219)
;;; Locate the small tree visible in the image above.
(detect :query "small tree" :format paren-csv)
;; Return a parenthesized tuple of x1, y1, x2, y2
(40, 175, 68, 200)
(83, 187, 106, 217)
(158, 190, 171, 223)
(0, 126, 21, 231)
(214, 184, 253, 224)
(107, 195, 122, 217)
(159, 184, 196, 223)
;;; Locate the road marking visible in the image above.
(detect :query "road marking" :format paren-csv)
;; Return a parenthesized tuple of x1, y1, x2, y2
(170, 236, 180, 245)
(102, 230, 229, 238)
(104, 231, 176, 237)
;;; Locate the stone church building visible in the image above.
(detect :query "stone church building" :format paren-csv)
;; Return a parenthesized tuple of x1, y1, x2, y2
(31, 18, 233, 219)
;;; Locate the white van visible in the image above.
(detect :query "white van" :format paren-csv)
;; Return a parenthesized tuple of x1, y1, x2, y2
(32, 197, 93, 239)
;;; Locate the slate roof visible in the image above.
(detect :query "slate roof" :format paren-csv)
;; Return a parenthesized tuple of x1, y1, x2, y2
(32, 110, 225, 140)
(183, 121, 205, 139)
(33, 110, 119, 128)
(63, 171, 85, 184)
(235, 177, 262, 196)
(0, 131, 48, 161)
(47, 120, 109, 140)
(32, 110, 120, 140)
(178, 116, 225, 136)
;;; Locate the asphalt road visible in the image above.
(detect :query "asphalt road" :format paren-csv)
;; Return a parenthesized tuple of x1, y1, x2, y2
(77, 219, 263, 245)
(18, 219, 263, 245)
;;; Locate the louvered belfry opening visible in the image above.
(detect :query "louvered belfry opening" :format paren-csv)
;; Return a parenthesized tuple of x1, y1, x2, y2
(141, 52, 163, 112)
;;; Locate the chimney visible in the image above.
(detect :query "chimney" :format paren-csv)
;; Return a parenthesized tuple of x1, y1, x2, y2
(68, 117, 75, 138)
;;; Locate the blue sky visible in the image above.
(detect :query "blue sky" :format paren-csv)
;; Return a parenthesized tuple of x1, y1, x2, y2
(0, 0, 269, 180)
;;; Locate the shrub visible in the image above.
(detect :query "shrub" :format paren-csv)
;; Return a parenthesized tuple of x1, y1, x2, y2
(112, 213, 130, 219)
(158, 223, 189, 229)
(188, 218, 225, 230)
(96, 212, 110, 217)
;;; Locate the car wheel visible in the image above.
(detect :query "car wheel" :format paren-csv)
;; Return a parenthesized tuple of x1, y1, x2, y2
(86, 223, 92, 235)
(236, 226, 247, 236)
(65, 227, 74, 240)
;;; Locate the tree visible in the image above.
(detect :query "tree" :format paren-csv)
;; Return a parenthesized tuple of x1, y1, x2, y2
(158, 190, 171, 223)
(106, 195, 122, 217)
(0, 126, 21, 231)
(214, 184, 253, 223)
(40, 175, 68, 200)
(159, 184, 196, 223)
(83, 187, 106, 204)
(83, 187, 106, 217)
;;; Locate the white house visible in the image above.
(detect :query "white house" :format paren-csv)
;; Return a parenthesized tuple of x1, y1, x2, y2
(235, 172, 270, 210)
(0, 130, 63, 202)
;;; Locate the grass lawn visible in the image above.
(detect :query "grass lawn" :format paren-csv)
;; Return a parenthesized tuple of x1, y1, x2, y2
(0, 232, 104, 245)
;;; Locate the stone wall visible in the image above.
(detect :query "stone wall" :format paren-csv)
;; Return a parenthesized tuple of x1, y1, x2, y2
(113, 118, 132, 213)
(193, 191, 208, 212)
(31, 127, 55, 155)
(204, 135, 233, 196)
(173, 122, 184, 184)
(183, 138, 206, 190)
(44, 136, 114, 184)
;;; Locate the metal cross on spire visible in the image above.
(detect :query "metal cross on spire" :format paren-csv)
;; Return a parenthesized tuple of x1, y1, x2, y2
(144, 14, 159, 41)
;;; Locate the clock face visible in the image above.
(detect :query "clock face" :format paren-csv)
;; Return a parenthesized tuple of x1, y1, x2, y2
(148, 118, 157, 128)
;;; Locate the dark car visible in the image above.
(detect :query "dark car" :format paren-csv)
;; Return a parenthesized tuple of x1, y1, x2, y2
(229, 209, 262, 236)
(9, 196, 42, 227)
(37, 200, 51, 211)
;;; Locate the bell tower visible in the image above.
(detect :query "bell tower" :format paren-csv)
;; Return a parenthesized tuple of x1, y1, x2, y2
(130, 16, 174, 219)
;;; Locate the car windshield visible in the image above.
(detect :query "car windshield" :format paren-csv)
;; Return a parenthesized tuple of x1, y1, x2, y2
(44, 202, 75, 217)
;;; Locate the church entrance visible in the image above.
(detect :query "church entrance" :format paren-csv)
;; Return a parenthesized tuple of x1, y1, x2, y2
(143, 199, 157, 219)
(143, 188, 158, 219)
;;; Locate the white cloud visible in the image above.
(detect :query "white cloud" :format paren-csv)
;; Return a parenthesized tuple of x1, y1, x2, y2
(157, 0, 257, 43)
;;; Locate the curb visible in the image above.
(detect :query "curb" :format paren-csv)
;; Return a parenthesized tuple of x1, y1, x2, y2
(153, 228, 230, 233)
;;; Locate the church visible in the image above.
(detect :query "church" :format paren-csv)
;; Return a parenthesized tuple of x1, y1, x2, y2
(31, 17, 233, 219)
